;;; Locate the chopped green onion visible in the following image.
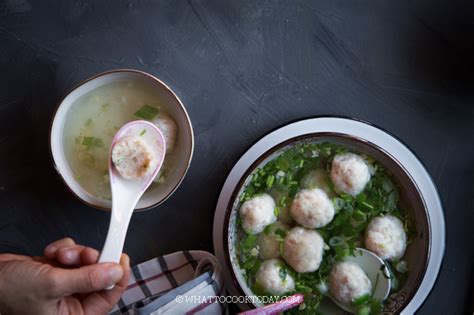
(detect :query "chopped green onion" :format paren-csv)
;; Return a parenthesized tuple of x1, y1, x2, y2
(134, 104, 159, 120)
(362, 201, 374, 209)
(298, 159, 304, 168)
(295, 283, 312, 293)
(352, 294, 370, 306)
(263, 224, 272, 235)
(101, 103, 110, 112)
(356, 193, 367, 203)
(274, 206, 280, 217)
(274, 228, 287, 238)
(139, 129, 147, 136)
(243, 234, 257, 249)
(356, 304, 371, 315)
(266, 175, 275, 188)
(94, 138, 104, 147)
(82, 137, 104, 150)
(369, 299, 383, 314)
(279, 196, 287, 207)
(353, 209, 367, 221)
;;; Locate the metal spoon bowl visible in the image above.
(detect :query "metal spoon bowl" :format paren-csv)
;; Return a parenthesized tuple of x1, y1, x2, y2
(329, 247, 391, 313)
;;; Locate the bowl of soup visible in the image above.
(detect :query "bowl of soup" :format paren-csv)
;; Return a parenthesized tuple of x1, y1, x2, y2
(50, 69, 194, 211)
(224, 134, 431, 314)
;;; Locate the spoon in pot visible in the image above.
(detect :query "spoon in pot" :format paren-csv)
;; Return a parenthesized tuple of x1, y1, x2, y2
(328, 248, 391, 313)
(98, 120, 166, 287)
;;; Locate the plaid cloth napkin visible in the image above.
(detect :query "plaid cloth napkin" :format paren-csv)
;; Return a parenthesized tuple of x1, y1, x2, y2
(109, 250, 226, 315)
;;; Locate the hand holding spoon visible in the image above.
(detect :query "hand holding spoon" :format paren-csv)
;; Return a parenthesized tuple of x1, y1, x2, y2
(98, 121, 166, 280)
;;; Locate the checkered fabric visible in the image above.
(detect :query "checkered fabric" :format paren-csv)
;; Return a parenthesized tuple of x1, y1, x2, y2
(109, 250, 226, 315)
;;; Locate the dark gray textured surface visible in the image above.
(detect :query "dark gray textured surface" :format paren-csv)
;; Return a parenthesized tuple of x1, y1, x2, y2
(0, 0, 473, 313)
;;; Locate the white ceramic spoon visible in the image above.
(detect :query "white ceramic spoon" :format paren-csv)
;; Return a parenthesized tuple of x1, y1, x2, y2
(329, 248, 391, 313)
(99, 120, 166, 282)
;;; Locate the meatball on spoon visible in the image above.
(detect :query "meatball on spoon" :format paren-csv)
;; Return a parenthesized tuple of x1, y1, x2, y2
(99, 121, 166, 286)
(328, 248, 391, 313)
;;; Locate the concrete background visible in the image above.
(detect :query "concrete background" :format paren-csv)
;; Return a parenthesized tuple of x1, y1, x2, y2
(1, 0, 473, 313)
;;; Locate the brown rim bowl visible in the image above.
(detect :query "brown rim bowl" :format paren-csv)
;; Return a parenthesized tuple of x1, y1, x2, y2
(50, 69, 194, 211)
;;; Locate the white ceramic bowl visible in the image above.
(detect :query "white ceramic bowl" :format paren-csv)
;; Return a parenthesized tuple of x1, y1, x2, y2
(50, 69, 194, 211)
(213, 118, 445, 315)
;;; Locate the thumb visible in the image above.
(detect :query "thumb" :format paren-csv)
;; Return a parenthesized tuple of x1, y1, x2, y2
(47, 263, 124, 296)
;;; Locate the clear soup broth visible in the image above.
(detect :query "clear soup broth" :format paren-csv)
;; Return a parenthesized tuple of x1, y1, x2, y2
(63, 80, 177, 200)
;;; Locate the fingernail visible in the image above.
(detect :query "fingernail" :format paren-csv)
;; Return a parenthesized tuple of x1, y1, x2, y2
(121, 254, 130, 267)
(91, 250, 99, 260)
(63, 250, 73, 261)
(108, 265, 124, 282)
(45, 245, 57, 255)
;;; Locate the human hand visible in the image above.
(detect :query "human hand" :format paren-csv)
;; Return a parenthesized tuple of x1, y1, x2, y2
(0, 238, 130, 315)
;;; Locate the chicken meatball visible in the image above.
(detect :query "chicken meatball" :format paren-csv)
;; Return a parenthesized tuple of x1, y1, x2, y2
(331, 153, 371, 196)
(283, 227, 324, 273)
(365, 215, 407, 260)
(329, 261, 372, 305)
(301, 169, 333, 196)
(111, 136, 157, 180)
(257, 221, 290, 260)
(290, 188, 335, 228)
(240, 194, 277, 234)
(152, 113, 177, 154)
(255, 259, 295, 295)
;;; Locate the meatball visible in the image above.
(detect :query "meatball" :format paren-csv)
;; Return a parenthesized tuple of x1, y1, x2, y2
(152, 113, 177, 154)
(257, 221, 290, 260)
(330, 153, 371, 196)
(283, 227, 324, 273)
(255, 259, 295, 295)
(290, 188, 335, 228)
(365, 215, 407, 260)
(111, 136, 157, 180)
(329, 261, 372, 305)
(240, 194, 277, 234)
(301, 169, 333, 196)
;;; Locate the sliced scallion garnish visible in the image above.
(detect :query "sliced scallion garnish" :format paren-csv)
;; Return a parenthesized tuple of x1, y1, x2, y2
(134, 104, 159, 120)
